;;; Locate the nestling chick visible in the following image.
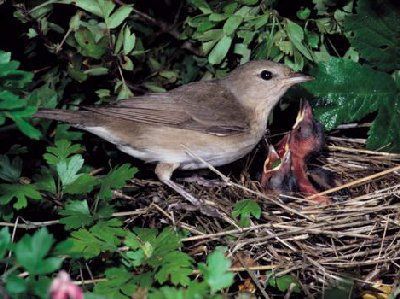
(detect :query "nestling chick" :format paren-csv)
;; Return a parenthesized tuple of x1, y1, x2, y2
(261, 101, 330, 204)
(35, 60, 313, 209)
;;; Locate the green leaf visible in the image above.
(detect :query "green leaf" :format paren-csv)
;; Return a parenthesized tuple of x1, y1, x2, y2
(223, 15, 243, 36)
(208, 35, 232, 65)
(5, 275, 27, 295)
(199, 247, 234, 294)
(0, 227, 11, 259)
(75, 0, 114, 18)
(303, 57, 400, 151)
(75, 28, 107, 59)
(64, 173, 97, 194)
(44, 139, 83, 166)
(0, 183, 41, 209)
(106, 5, 133, 29)
(56, 154, 84, 187)
(123, 27, 136, 55)
(94, 268, 136, 299)
(11, 115, 42, 140)
(267, 274, 301, 293)
(98, 164, 137, 199)
(286, 20, 313, 60)
(14, 228, 63, 275)
(345, 0, 400, 71)
(155, 251, 194, 286)
(232, 199, 261, 227)
(67, 219, 125, 258)
(0, 155, 22, 182)
(59, 200, 94, 229)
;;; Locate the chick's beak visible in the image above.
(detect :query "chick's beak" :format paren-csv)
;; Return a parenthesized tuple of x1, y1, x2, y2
(285, 72, 314, 85)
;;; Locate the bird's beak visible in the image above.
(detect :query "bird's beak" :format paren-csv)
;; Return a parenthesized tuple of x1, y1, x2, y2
(285, 72, 314, 85)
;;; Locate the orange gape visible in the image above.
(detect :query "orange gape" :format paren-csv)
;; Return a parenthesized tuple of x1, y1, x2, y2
(260, 101, 331, 204)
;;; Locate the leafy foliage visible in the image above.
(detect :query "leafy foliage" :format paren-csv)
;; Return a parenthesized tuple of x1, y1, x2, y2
(232, 199, 261, 227)
(1, 0, 399, 297)
(1, 228, 63, 298)
(0, 51, 40, 139)
(344, 0, 400, 72)
(304, 57, 400, 152)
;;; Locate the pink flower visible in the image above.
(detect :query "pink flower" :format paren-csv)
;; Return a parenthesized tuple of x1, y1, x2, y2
(49, 271, 83, 299)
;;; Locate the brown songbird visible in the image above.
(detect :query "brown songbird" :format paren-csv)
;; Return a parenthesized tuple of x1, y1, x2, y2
(35, 60, 313, 207)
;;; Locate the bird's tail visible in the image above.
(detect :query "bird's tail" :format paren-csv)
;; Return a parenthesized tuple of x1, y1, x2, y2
(34, 109, 96, 126)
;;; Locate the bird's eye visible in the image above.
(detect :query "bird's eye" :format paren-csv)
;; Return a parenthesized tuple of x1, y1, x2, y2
(260, 70, 273, 80)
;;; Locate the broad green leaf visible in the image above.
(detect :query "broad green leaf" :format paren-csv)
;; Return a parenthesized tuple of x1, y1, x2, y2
(223, 15, 243, 36)
(106, 5, 133, 29)
(208, 35, 232, 65)
(232, 199, 261, 227)
(267, 274, 301, 293)
(59, 200, 94, 229)
(15, 228, 63, 275)
(76, 0, 103, 17)
(5, 275, 27, 295)
(63, 173, 97, 194)
(56, 154, 84, 186)
(155, 251, 194, 286)
(98, 164, 138, 199)
(94, 268, 136, 299)
(0, 227, 11, 258)
(123, 27, 136, 55)
(0, 183, 41, 209)
(44, 139, 83, 165)
(345, 0, 400, 71)
(199, 247, 234, 294)
(11, 115, 42, 140)
(286, 20, 313, 60)
(0, 155, 22, 182)
(303, 57, 399, 151)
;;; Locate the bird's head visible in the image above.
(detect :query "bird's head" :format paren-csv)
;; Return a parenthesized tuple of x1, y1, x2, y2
(221, 60, 313, 113)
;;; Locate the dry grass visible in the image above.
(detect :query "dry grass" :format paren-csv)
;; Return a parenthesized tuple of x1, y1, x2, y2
(126, 135, 400, 296)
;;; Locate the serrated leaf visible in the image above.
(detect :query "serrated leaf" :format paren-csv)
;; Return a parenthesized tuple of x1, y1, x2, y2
(303, 57, 399, 151)
(94, 268, 136, 299)
(199, 247, 234, 294)
(56, 154, 84, 187)
(98, 164, 137, 199)
(0, 183, 41, 209)
(0, 155, 22, 182)
(15, 228, 63, 275)
(155, 251, 194, 286)
(59, 200, 94, 229)
(67, 228, 115, 259)
(44, 139, 83, 166)
(232, 199, 261, 227)
(345, 0, 400, 71)
(63, 173, 97, 194)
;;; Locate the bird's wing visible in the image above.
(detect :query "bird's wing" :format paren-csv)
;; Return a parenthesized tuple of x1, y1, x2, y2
(84, 81, 250, 136)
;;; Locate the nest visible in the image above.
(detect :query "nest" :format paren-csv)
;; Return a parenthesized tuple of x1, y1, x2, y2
(125, 135, 400, 297)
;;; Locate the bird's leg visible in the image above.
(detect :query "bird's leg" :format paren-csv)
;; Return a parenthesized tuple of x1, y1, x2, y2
(155, 163, 237, 224)
(155, 163, 204, 207)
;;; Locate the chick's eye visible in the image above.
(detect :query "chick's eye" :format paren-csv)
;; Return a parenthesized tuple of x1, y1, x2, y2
(260, 70, 273, 80)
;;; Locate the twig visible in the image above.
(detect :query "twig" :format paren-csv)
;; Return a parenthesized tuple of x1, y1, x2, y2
(307, 164, 400, 200)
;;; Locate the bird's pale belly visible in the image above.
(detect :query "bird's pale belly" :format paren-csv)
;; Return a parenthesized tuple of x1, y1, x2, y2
(85, 124, 262, 170)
